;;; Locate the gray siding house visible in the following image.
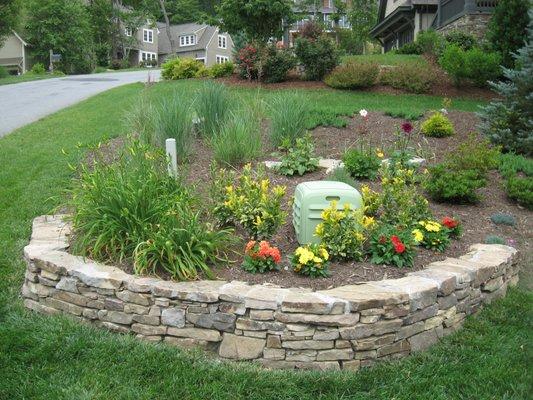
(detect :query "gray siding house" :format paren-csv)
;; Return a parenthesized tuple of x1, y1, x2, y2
(0, 31, 31, 74)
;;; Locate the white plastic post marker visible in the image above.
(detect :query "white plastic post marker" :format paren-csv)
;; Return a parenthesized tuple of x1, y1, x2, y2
(165, 138, 178, 178)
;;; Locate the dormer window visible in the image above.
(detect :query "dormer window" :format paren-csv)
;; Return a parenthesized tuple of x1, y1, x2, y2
(143, 29, 154, 43)
(218, 34, 227, 49)
(179, 34, 196, 47)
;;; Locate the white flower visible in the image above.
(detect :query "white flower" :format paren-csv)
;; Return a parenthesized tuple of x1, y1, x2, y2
(440, 108, 448, 115)
(359, 109, 368, 117)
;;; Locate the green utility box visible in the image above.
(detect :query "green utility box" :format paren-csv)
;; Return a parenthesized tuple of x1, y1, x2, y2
(293, 181, 363, 245)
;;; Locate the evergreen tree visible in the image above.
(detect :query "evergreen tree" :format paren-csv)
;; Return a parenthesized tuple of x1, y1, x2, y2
(479, 11, 533, 156)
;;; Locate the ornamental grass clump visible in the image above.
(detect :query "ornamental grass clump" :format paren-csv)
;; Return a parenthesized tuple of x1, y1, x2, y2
(268, 92, 309, 147)
(291, 244, 330, 278)
(67, 140, 231, 281)
(194, 81, 233, 138)
(212, 164, 286, 239)
(242, 240, 281, 273)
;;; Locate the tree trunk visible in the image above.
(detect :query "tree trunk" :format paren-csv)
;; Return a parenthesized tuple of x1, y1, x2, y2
(159, 0, 177, 54)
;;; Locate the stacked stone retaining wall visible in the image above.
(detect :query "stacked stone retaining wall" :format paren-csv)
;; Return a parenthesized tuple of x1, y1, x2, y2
(22, 215, 519, 371)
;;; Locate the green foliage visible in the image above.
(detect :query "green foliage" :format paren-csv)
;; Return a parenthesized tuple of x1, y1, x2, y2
(379, 62, 435, 93)
(261, 46, 296, 83)
(123, 91, 157, 145)
(26, 0, 95, 74)
(396, 42, 423, 55)
(217, 0, 293, 42)
(444, 30, 478, 51)
(347, 0, 378, 45)
(479, 18, 533, 156)
(0, 66, 8, 79)
(416, 29, 445, 56)
(446, 134, 500, 177)
(487, 0, 530, 68)
(384, 110, 423, 120)
(485, 235, 506, 245)
(499, 153, 533, 178)
(208, 61, 234, 78)
(161, 57, 206, 79)
(504, 176, 533, 210)
(277, 134, 319, 176)
(420, 112, 454, 137)
(369, 224, 415, 268)
(87, 0, 113, 66)
(424, 164, 486, 203)
(416, 220, 451, 252)
(439, 44, 467, 85)
(315, 202, 367, 261)
(324, 61, 379, 89)
(67, 140, 230, 281)
(30, 63, 46, 74)
(168, 0, 203, 24)
(268, 92, 309, 147)
(343, 145, 381, 180)
(212, 164, 286, 239)
(194, 81, 233, 137)
(155, 93, 194, 161)
(212, 110, 261, 166)
(295, 36, 340, 81)
(324, 167, 358, 188)
(0, 0, 21, 46)
(490, 213, 516, 226)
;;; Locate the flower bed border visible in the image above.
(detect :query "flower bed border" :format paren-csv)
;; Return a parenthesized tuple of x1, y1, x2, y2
(22, 215, 520, 371)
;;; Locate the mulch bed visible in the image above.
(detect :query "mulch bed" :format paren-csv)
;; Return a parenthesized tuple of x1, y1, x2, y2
(83, 110, 531, 291)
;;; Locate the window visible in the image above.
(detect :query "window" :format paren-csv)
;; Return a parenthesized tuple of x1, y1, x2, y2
(125, 27, 132, 37)
(218, 34, 227, 49)
(143, 29, 153, 43)
(179, 35, 196, 47)
(140, 51, 157, 62)
(216, 55, 229, 64)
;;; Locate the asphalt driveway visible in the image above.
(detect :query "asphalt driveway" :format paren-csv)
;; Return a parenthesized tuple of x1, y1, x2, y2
(0, 69, 161, 138)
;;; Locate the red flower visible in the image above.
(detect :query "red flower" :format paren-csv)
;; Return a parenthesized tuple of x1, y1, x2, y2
(442, 217, 458, 229)
(401, 122, 413, 134)
(391, 235, 406, 254)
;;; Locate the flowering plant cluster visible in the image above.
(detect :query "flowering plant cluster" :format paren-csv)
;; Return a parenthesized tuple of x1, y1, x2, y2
(315, 201, 371, 261)
(369, 225, 415, 268)
(242, 240, 281, 273)
(291, 244, 330, 278)
(213, 164, 286, 239)
(442, 216, 462, 238)
(236, 45, 261, 80)
(416, 220, 451, 252)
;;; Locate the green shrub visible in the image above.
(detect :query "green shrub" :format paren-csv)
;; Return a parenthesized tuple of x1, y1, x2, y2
(235, 44, 261, 80)
(397, 42, 423, 55)
(439, 44, 467, 85)
(155, 93, 194, 161)
(505, 176, 533, 210)
(94, 66, 107, 73)
(499, 153, 533, 178)
(416, 30, 445, 56)
(464, 47, 502, 87)
(485, 235, 506, 245)
(446, 134, 500, 177)
(268, 92, 309, 147)
(208, 61, 234, 78)
(261, 46, 296, 83)
(324, 167, 357, 188)
(277, 134, 319, 176)
(380, 62, 435, 93)
(30, 62, 46, 74)
(490, 213, 516, 226)
(445, 30, 478, 51)
(295, 36, 339, 81)
(343, 146, 381, 180)
(161, 57, 205, 80)
(478, 23, 533, 156)
(68, 140, 231, 281)
(212, 110, 261, 166)
(420, 112, 454, 137)
(424, 164, 486, 203)
(194, 81, 232, 138)
(324, 61, 379, 89)
(0, 66, 8, 78)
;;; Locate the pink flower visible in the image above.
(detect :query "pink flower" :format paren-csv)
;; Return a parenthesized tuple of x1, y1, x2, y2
(401, 122, 413, 134)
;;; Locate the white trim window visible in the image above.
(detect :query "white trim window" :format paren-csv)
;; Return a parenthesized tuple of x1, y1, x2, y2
(125, 27, 132, 37)
(216, 55, 229, 64)
(140, 51, 157, 62)
(179, 35, 196, 47)
(218, 34, 227, 49)
(143, 29, 154, 43)
(195, 57, 206, 64)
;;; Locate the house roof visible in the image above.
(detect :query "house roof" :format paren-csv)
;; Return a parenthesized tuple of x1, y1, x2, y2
(12, 31, 28, 47)
(157, 22, 218, 55)
(371, 0, 438, 38)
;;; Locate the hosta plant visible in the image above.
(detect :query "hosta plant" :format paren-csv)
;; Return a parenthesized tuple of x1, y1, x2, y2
(242, 240, 281, 273)
(291, 244, 330, 278)
(369, 225, 415, 268)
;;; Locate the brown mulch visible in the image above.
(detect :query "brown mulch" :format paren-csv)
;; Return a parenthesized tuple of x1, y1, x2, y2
(81, 111, 532, 291)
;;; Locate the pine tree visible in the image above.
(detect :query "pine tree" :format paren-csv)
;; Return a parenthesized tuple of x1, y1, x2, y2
(479, 11, 533, 157)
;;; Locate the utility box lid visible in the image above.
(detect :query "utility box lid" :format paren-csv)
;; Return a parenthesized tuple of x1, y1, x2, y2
(292, 181, 363, 245)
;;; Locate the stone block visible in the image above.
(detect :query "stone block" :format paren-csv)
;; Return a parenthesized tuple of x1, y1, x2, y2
(313, 329, 339, 340)
(244, 286, 292, 310)
(372, 276, 438, 311)
(24, 298, 60, 315)
(164, 337, 209, 349)
(266, 335, 282, 348)
(131, 323, 167, 336)
(161, 308, 186, 328)
(395, 321, 425, 340)
(249, 309, 275, 321)
(124, 303, 150, 315)
(281, 292, 346, 315)
(104, 297, 124, 311)
(408, 329, 439, 352)
(360, 315, 380, 324)
(286, 350, 317, 362)
(353, 350, 377, 360)
(56, 277, 79, 293)
(219, 333, 265, 360)
(274, 312, 360, 327)
(167, 327, 222, 342)
(339, 319, 402, 340)
(236, 318, 284, 331)
(437, 293, 457, 310)
(263, 348, 286, 360)
(218, 302, 246, 316)
(352, 334, 395, 350)
(116, 290, 150, 306)
(318, 284, 408, 311)
(377, 340, 410, 357)
(43, 297, 83, 316)
(282, 340, 334, 350)
(342, 360, 361, 370)
(243, 330, 267, 339)
(408, 269, 457, 296)
(482, 276, 504, 292)
(188, 312, 236, 332)
(335, 340, 351, 349)
(97, 321, 130, 334)
(133, 315, 160, 325)
(97, 310, 133, 325)
(316, 349, 353, 361)
(127, 277, 160, 293)
(41, 270, 59, 281)
(402, 304, 439, 325)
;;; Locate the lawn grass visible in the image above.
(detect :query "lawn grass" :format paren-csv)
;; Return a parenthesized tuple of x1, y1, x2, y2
(342, 54, 428, 66)
(0, 72, 59, 86)
(0, 81, 530, 399)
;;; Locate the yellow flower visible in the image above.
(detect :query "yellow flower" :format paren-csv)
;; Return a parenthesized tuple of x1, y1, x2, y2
(355, 232, 365, 242)
(313, 256, 323, 264)
(260, 179, 270, 193)
(225, 185, 233, 193)
(376, 149, 384, 158)
(273, 186, 286, 197)
(412, 229, 424, 243)
(361, 215, 375, 228)
(315, 223, 324, 237)
(319, 248, 329, 261)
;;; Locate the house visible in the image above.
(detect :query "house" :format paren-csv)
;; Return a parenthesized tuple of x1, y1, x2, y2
(370, 0, 498, 52)
(126, 21, 234, 67)
(0, 31, 31, 74)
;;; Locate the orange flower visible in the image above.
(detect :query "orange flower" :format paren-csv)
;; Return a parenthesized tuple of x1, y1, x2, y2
(269, 247, 281, 263)
(245, 240, 256, 254)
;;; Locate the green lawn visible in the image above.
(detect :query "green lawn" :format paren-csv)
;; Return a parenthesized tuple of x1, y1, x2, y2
(0, 81, 530, 399)
(0, 72, 60, 86)
(342, 54, 428, 66)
